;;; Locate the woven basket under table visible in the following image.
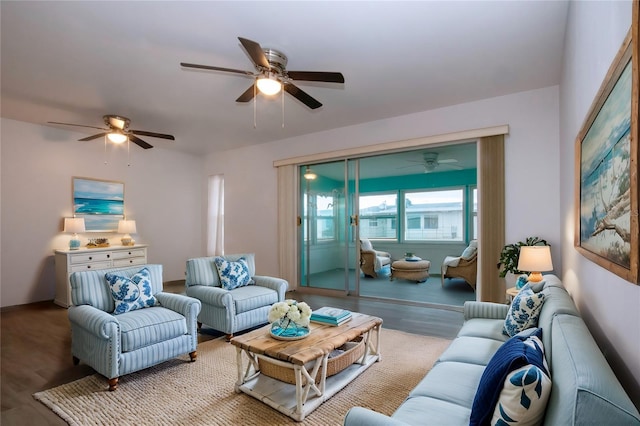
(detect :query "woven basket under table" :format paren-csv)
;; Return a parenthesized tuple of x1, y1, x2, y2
(258, 336, 365, 385)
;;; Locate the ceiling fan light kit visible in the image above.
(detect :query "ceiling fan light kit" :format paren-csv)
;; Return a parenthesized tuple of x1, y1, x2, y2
(180, 36, 345, 111)
(107, 131, 127, 144)
(256, 75, 282, 95)
(48, 114, 175, 150)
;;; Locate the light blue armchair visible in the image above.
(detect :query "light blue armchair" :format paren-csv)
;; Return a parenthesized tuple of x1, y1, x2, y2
(185, 253, 288, 340)
(69, 264, 201, 391)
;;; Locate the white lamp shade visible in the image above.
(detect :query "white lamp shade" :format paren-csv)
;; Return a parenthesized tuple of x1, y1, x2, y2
(256, 77, 282, 95)
(518, 246, 553, 272)
(64, 217, 85, 234)
(107, 132, 128, 144)
(118, 220, 137, 234)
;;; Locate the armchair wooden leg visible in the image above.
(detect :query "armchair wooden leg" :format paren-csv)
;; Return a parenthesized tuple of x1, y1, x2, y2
(189, 351, 197, 362)
(72, 356, 80, 365)
(225, 334, 233, 342)
(108, 377, 118, 391)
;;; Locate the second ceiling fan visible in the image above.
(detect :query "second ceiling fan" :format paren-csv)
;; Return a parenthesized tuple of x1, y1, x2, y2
(181, 37, 345, 110)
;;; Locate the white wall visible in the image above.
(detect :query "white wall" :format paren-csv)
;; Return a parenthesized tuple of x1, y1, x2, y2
(0, 118, 204, 307)
(560, 0, 640, 403)
(205, 85, 560, 279)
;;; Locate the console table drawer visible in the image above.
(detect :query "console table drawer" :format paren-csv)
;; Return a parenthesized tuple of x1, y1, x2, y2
(69, 252, 112, 264)
(111, 248, 146, 260)
(70, 261, 113, 272)
(113, 257, 147, 268)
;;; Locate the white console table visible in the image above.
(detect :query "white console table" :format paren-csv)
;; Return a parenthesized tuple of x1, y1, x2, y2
(54, 244, 148, 307)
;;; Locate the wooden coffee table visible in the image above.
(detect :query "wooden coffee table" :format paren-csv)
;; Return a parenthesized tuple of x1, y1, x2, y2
(230, 312, 382, 421)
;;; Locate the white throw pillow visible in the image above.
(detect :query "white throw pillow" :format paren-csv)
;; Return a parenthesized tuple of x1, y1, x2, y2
(491, 363, 552, 425)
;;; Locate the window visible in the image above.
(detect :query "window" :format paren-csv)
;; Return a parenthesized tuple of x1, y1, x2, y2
(359, 193, 397, 239)
(404, 189, 464, 241)
(207, 174, 224, 256)
(303, 193, 336, 243)
(316, 195, 335, 241)
(472, 187, 478, 240)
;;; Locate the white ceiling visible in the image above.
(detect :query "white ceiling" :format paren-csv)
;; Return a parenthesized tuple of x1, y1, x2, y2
(1, 1, 569, 156)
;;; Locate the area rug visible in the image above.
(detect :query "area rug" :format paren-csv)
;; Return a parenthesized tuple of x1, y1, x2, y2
(34, 328, 450, 425)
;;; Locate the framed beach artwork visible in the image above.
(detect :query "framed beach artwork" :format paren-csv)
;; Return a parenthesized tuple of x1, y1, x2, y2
(72, 177, 124, 232)
(574, 7, 639, 285)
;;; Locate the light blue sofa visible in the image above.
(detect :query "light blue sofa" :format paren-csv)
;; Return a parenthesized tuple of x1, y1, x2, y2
(185, 253, 288, 340)
(69, 264, 201, 391)
(344, 275, 640, 425)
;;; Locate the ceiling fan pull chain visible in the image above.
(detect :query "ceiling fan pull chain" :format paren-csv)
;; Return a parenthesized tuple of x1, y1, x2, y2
(127, 138, 131, 167)
(104, 135, 108, 165)
(253, 82, 257, 129)
(282, 88, 285, 128)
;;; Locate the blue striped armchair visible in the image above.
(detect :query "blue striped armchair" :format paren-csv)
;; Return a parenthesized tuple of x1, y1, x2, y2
(185, 254, 288, 340)
(69, 264, 201, 391)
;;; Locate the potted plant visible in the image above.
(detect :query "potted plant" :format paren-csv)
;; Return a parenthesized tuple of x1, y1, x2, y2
(497, 236, 550, 278)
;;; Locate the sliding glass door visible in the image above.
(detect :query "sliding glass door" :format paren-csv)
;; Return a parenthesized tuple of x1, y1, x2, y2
(299, 160, 359, 293)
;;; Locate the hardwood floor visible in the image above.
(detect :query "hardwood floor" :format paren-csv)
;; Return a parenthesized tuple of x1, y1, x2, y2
(1, 282, 463, 425)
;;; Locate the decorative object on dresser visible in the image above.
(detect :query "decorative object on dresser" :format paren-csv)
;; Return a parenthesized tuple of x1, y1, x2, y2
(63, 217, 85, 250)
(86, 238, 109, 248)
(118, 219, 137, 246)
(54, 244, 148, 307)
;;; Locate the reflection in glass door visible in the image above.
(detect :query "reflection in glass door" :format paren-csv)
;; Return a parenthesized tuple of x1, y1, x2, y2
(299, 160, 358, 294)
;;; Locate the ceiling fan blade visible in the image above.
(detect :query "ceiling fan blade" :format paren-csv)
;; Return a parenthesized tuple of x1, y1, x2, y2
(438, 159, 458, 164)
(396, 163, 423, 169)
(130, 130, 175, 140)
(78, 133, 108, 141)
(287, 71, 345, 83)
(129, 134, 153, 149)
(236, 84, 256, 103)
(48, 121, 108, 131)
(180, 62, 255, 76)
(284, 83, 322, 109)
(442, 163, 464, 170)
(238, 37, 270, 69)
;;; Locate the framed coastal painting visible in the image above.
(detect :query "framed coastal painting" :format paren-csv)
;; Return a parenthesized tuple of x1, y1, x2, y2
(574, 7, 639, 285)
(72, 177, 124, 232)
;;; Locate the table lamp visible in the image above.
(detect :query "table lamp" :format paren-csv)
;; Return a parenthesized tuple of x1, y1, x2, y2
(517, 245, 553, 282)
(118, 219, 137, 246)
(64, 217, 85, 250)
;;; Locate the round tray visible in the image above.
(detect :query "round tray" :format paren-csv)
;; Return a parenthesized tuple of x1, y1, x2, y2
(269, 329, 309, 341)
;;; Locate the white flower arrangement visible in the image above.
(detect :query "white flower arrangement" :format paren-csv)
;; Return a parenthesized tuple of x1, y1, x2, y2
(268, 299, 312, 327)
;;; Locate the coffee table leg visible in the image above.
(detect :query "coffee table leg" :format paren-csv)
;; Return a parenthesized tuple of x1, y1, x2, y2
(359, 325, 382, 364)
(293, 356, 326, 420)
(235, 347, 260, 392)
(235, 347, 244, 392)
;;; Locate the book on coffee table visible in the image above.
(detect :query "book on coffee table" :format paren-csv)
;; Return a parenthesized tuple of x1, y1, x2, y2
(310, 307, 352, 326)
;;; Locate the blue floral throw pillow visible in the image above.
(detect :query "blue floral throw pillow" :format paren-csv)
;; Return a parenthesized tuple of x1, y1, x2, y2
(503, 283, 546, 337)
(470, 328, 551, 426)
(105, 267, 157, 315)
(214, 257, 253, 290)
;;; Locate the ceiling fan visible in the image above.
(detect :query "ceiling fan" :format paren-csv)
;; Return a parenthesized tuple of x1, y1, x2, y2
(180, 37, 345, 110)
(403, 152, 462, 173)
(48, 115, 175, 149)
